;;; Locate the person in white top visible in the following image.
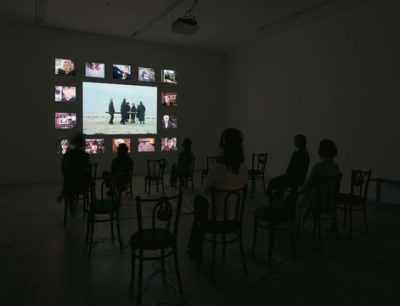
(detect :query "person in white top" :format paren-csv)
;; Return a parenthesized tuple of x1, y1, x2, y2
(187, 128, 247, 260)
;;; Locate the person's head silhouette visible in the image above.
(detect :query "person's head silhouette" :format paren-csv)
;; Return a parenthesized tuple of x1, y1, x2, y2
(318, 139, 337, 159)
(294, 134, 307, 149)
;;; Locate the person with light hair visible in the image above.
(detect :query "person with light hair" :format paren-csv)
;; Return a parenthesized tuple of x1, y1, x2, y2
(57, 59, 76, 75)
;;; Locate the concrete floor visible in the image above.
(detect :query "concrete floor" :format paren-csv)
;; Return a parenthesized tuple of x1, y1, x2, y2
(1, 176, 399, 306)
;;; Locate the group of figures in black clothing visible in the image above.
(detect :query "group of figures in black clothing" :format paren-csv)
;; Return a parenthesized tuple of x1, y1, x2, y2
(108, 98, 146, 125)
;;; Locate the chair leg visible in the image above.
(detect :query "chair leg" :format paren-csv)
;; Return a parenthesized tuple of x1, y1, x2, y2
(85, 214, 91, 246)
(212, 234, 217, 281)
(251, 217, 258, 253)
(268, 224, 275, 264)
(251, 177, 255, 198)
(349, 205, 353, 238)
(262, 176, 266, 194)
(144, 180, 147, 193)
(137, 250, 144, 306)
(239, 231, 247, 273)
(222, 234, 226, 263)
(116, 213, 123, 249)
(162, 180, 165, 194)
(362, 204, 369, 234)
(89, 217, 95, 254)
(130, 248, 136, 291)
(110, 214, 115, 242)
(161, 249, 166, 282)
(173, 247, 183, 296)
(343, 203, 347, 229)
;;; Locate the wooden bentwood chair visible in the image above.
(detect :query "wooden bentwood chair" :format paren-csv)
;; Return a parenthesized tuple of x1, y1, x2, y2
(129, 193, 183, 306)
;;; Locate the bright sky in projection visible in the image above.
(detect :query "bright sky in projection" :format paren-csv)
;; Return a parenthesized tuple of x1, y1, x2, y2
(83, 82, 157, 116)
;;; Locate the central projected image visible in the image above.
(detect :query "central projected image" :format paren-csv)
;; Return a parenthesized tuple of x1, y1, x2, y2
(83, 82, 157, 135)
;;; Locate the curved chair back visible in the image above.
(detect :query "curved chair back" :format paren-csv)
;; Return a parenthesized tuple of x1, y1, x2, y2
(251, 153, 268, 174)
(350, 169, 372, 202)
(210, 185, 248, 223)
(146, 159, 166, 179)
(135, 193, 183, 239)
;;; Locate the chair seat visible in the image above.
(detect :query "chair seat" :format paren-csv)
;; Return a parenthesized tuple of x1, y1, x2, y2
(248, 170, 263, 176)
(200, 220, 241, 234)
(130, 228, 175, 250)
(90, 199, 118, 214)
(255, 206, 289, 223)
(337, 193, 363, 206)
(145, 176, 162, 180)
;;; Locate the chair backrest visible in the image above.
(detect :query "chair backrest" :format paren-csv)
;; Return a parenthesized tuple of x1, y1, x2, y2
(135, 193, 183, 239)
(205, 156, 218, 172)
(210, 185, 248, 223)
(350, 169, 372, 202)
(146, 159, 166, 178)
(89, 177, 122, 210)
(251, 153, 268, 174)
(313, 174, 343, 215)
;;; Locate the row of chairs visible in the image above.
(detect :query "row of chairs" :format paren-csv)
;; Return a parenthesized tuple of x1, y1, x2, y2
(72, 168, 372, 305)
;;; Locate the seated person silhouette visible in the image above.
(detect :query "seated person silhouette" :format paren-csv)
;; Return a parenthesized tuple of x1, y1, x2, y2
(266, 134, 310, 196)
(61, 132, 90, 214)
(187, 128, 247, 260)
(296, 139, 340, 227)
(170, 138, 194, 188)
(103, 143, 133, 195)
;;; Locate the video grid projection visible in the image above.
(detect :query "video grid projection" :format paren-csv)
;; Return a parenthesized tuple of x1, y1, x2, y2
(54, 58, 178, 155)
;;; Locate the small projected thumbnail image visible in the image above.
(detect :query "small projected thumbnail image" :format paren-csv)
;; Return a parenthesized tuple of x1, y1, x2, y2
(55, 113, 77, 129)
(112, 138, 131, 153)
(161, 69, 177, 84)
(55, 86, 76, 102)
(55, 58, 76, 76)
(113, 64, 132, 80)
(161, 92, 177, 106)
(85, 138, 105, 154)
(137, 138, 155, 152)
(85, 62, 105, 78)
(160, 114, 177, 129)
(161, 137, 177, 152)
(56, 139, 70, 154)
(138, 67, 156, 82)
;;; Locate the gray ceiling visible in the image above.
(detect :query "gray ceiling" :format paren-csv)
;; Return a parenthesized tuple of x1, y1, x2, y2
(1, 0, 347, 51)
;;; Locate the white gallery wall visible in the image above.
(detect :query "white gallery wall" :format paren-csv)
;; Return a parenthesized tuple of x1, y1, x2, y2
(224, 0, 400, 203)
(0, 21, 225, 184)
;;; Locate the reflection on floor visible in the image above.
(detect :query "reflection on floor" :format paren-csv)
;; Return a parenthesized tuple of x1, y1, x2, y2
(1, 176, 400, 306)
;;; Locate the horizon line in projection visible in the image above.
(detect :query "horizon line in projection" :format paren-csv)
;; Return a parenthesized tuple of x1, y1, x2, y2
(83, 81, 157, 135)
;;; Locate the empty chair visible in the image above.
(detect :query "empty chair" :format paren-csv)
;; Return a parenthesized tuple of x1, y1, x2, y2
(198, 185, 248, 280)
(252, 188, 297, 263)
(201, 156, 218, 185)
(85, 176, 123, 254)
(337, 169, 372, 237)
(144, 159, 166, 195)
(129, 193, 183, 306)
(248, 153, 268, 197)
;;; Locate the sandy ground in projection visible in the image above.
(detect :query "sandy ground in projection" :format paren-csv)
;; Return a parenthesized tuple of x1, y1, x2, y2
(83, 114, 157, 135)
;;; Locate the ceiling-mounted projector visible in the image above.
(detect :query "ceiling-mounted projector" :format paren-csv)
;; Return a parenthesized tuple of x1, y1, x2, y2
(172, 15, 200, 35)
